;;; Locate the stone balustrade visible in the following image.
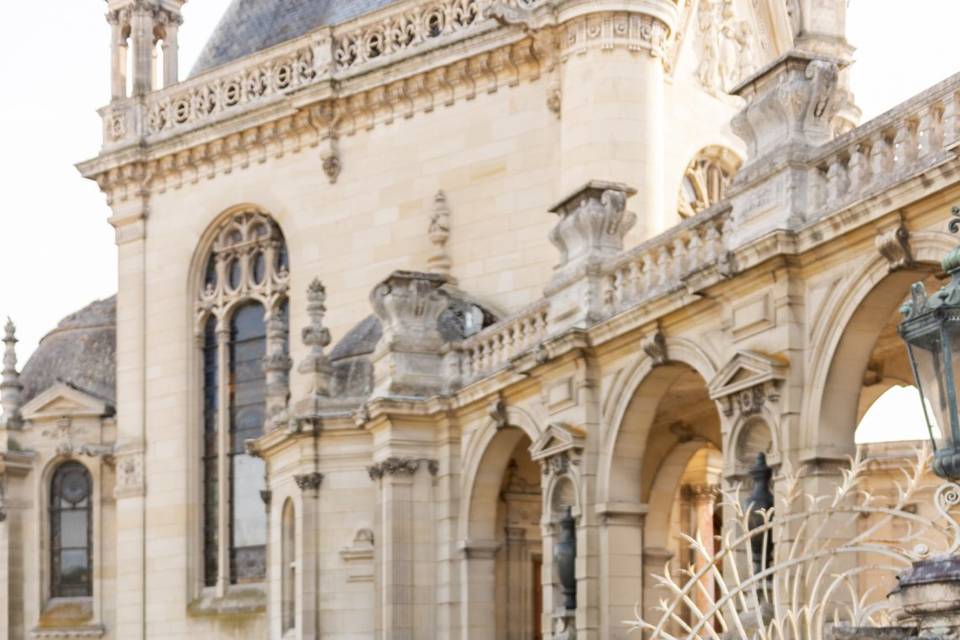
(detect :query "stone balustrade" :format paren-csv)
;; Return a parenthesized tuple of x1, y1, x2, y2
(601, 204, 732, 317)
(109, 0, 546, 144)
(810, 72, 960, 216)
(459, 301, 549, 383)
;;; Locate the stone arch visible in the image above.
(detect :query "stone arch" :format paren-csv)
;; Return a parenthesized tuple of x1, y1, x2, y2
(676, 144, 743, 218)
(723, 411, 779, 478)
(643, 440, 717, 550)
(803, 231, 953, 456)
(598, 337, 719, 506)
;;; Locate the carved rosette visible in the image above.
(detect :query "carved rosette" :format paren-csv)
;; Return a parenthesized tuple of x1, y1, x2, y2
(294, 472, 325, 492)
(548, 181, 638, 277)
(367, 457, 439, 481)
(731, 55, 840, 167)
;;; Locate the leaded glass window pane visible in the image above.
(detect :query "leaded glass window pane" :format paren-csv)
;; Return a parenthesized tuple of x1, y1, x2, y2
(50, 462, 92, 598)
(202, 316, 219, 587)
(229, 302, 267, 583)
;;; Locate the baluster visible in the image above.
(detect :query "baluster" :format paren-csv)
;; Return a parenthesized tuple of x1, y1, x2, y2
(825, 157, 849, 205)
(918, 103, 944, 158)
(627, 260, 641, 304)
(892, 119, 918, 170)
(686, 228, 702, 273)
(640, 253, 655, 293)
(846, 142, 870, 195)
(671, 236, 687, 281)
(943, 90, 960, 148)
(870, 133, 893, 182)
(604, 273, 618, 315)
(703, 221, 720, 264)
(655, 246, 670, 290)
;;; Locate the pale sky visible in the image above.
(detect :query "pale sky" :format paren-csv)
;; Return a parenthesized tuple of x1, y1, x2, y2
(0, 0, 956, 442)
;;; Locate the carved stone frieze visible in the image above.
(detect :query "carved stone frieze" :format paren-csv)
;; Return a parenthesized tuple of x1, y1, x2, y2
(696, 0, 756, 94)
(294, 472, 325, 492)
(367, 457, 439, 481)
(560, 12, 671, 63)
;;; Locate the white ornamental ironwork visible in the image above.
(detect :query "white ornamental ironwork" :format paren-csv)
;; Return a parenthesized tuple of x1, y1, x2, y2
(630, 447, 960, 640)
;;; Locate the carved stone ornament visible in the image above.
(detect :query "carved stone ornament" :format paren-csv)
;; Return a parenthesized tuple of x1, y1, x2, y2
(0, 317, 22, 430)
(875, 218, 913, 271)
(427, 191, 453, 278)
(367, 457, 439, 481)
(484, 1, 538, 30)
(322, 139, 342, 185)
(298, 278, 334, 398)
(260, 489, 272, 505)
(696, 0, 756, 94)
(489, 398, 508, 430)
(731, 54, 839, 167)
(116, 451, 145, 497)
(641, 329, 668, 365)
(370, 270, 450, 395)
(548, 181, 638, 277)
(708, 350, 787, 419)
(294, 472, 324, 492)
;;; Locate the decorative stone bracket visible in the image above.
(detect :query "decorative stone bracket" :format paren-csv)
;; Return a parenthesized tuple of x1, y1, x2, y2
(875, 215, 913, 272)
(708, 350, 787, 420)
(370, 270, 450, 396)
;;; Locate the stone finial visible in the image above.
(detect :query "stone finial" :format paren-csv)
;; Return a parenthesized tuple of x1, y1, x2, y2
(369, 271, 449, 396)
(427, 191, 453, 280)
(731, 53, 840, 167)
(1, 318, 23, 430)
(298, 278, 334, 398)
(548, 181, 638, 279)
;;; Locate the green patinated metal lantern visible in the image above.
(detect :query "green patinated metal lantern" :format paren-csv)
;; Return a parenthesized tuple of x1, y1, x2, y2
(898, 208, 960, 480)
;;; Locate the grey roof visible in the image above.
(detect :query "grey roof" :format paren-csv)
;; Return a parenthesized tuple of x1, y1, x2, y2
(20, 296, 117, 407)
(191, 0, 402, 76)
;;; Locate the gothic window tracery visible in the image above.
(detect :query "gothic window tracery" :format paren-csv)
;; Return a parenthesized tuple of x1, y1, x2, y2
(50, 461, 93, 598)
(196, 210, 291, 588)
(677, 146, 742, 219)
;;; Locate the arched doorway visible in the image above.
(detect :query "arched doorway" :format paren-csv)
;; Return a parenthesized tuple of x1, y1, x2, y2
(601, 354, 722, 637)
(462, 425, 543, 640)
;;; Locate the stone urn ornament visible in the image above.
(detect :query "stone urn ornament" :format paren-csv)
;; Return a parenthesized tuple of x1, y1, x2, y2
(554, 505, 577, 611)
(745, 452, 774, 577)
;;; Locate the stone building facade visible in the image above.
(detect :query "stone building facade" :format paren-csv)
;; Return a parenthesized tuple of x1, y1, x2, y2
(1, 0, 958, 637)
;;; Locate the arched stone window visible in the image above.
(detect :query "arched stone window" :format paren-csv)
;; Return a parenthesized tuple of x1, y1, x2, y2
(281, 498, 296, 634)
(677, 146, 742, 218)
(196, 210, 291, 588)
(50, 461, 93, 598)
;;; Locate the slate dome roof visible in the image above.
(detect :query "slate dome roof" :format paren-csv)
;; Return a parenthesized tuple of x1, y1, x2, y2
(191, 0, 402, 76)
(20, 296, 117, 407)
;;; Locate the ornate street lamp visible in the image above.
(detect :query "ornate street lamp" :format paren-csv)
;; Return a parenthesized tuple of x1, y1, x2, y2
(899, 209, 960, 480)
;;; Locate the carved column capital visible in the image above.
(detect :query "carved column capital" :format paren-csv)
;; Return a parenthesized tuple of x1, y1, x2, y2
(367, 457, 439, 481)
(294, 472, 324, 492)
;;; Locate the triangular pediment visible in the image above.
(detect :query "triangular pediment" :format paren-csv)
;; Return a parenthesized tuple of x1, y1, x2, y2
(529, 422, 585, 462)
(708, 350, 787, 400)
(21, 382, 111, 422)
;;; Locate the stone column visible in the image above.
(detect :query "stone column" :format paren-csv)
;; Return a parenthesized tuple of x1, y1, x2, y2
(161, 19, 180, 88)
(557, 1, 676, 237)
(129, 4, 155, 97)
(686, 485, 719, 620)
(110, 197, 148, 640)
(107, 11, 128, 100)
(295, 473, 323, 640)
(641, 547, 674, 627)
(461, 540, 500, 640)
(597, 504, 646, 640)
(369, 458, 437, 640)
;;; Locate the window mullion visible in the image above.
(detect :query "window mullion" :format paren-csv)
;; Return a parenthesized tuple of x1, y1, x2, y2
(216, 324, 231, 596)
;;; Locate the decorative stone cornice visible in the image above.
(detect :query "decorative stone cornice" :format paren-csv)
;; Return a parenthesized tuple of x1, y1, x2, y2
(708, 351, 787, 419)
(559, 10, 673, 63)
(294, 472, 325, 492)
(367, 456, 439, 480)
